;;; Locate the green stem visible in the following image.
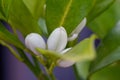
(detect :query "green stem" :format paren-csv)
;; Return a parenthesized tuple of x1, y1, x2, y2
(32, 56, 41, 73)
(36, 56, 46, 66)
(16, 48, 40, 77)
(49, 62, 55, 74)
(45, 67, 56, 80)
(47, 62, 56, 80)
(0, 40, 23, 61)
(49, 72, 56, 80)
(38, 73, 49, 80)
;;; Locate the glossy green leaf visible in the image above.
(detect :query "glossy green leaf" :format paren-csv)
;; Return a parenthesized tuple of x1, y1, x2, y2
(87, 0, 115, 23)
(0, 22, 25, 49)
(37, 35, 96, 63)
(88, 0, 120, 39)
(46, 0, 94, 34)
(90, 63, 120, 80)
(0, 0, 12, 19)
(75, 61, 91, 80)
(23, 0, 45, 19)
(0, 0, 45, 36)
(0, 12, 5, 20)
(63, 35, 96, 62)
(90, 21, 120, 73)
(9, 0, 44, 36)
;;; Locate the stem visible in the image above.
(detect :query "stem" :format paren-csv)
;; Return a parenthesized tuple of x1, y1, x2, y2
(49, 62, 55, 74)
(32, 56, 41, 73)
(49, 72, 56, 80)
(16, 48, 40, 77)
(31, 56, 50, 80)
(46, 62, 56, 80)
(38, 73, 48, 80)
(45, 67, 56, 80)
(36, 56, 46, 66)
(0, 40, 23, 61)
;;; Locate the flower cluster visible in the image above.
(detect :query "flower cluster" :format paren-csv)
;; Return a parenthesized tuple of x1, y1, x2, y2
(25, 18, 86, 67)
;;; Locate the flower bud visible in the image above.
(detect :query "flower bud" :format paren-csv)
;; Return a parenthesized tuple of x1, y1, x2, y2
(68, 18, 87, 41)
(25, 33, 46, 55)
(47, 27, 67, 52)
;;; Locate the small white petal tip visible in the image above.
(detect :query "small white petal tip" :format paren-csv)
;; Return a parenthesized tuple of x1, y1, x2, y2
(68, 34, 78, 41)
(58, 60, 75, 68)
(61, 48, 72, 54)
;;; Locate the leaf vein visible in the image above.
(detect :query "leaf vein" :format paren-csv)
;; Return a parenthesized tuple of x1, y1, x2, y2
(60, 0, 73, 26)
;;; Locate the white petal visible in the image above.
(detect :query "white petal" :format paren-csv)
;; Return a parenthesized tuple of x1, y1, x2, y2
(47, 27, 67, 52)
(58, 47, 74, 67)
(58, 60, 75, 68)
(25, 33, 46, 55)
(68, 17, 87, 41)
(61, 48, 72, 54)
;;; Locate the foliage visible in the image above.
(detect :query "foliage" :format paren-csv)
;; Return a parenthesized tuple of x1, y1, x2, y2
(0, 0, 120, 80)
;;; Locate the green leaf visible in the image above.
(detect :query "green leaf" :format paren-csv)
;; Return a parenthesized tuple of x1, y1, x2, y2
(46, 0, 94, 34)
(63, 35, 96, 62)
(23, 0, 45, 19)
(90, 63, 120, 80)
(0, 0, 45, 36)
(75, 61, 91, 80)
(9, 0, 44, 36)
(0, 0, 12, 19)
(0, 12, 5, 20)
(88, 0, 120, 39)
(90, 21, 120, 73)
(0, 22, 25, 49)
(87, 0, 115, 23)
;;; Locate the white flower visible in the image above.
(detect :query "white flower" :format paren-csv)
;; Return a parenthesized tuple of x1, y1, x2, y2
(25, 27, 74, 67)
(25, 18, 87, 68)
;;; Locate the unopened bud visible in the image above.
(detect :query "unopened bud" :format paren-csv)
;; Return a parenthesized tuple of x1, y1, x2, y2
(68, 18, 87, 41)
